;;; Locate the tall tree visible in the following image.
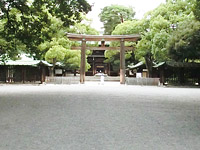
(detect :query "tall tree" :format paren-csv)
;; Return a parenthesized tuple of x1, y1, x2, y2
(167, 19, 200, 62)
(0, 0, 91, 59)
(99, 5, 135, 35)
(104, 20, 144, 71)
(66, 20, 99, 72)
(0, 10, 26, 61)
(108, 0, 197, 77)
(135, 0, 196, 77)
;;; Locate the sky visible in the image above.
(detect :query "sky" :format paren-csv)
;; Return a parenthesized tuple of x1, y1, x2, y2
(86, 0, 166, 31)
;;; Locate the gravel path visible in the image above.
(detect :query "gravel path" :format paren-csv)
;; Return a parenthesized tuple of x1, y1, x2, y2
(0, 83, 200, 150)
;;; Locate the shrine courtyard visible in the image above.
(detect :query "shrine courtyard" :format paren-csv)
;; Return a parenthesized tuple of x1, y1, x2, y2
(0, 84, 200, 150)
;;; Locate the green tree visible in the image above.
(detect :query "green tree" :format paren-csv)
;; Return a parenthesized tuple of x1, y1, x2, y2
(36, 13, 74, 76)
(167, 19, 200, 62)
(66, 20, 99, 72)
(38, 14, 98, 75)
(104, 20, 143, 71)
(0, 0, 91, 27)
(135, 15, 171, 76)
(135, 0, 196, 77)
(0, 10, 26, 61)
(39, 37, 71, 74)
(45, 45, 66, 64)
(193, 0, 200, 21)
(0, 0, 91, 59)
(99, 5, 135, 35)
(108, 0, 197, 77)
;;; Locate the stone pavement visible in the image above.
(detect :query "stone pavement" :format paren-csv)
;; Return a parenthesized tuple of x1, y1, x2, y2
(0, 84, 200, 150)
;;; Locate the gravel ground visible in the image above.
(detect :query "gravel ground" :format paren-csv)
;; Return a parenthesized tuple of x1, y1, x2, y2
(0, 83, 200, 150)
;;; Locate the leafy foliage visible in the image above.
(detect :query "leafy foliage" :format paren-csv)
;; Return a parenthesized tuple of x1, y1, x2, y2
(0, 0, 96, 73)
(65, 20, 99, 71)
(99, 5, 135, 35)
(106, 0, 198, 77)
(167, 19, 200, 61)
(103, 20, 143, 71)
(45, 45, 66, 62)
(136, 0, 197, 76)
(39, 37, 71, 60)
(193, 0, 200, 21)
(0, 0, 91, 60)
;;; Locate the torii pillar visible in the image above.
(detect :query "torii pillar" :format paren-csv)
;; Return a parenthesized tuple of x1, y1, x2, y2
(120, 39, 125, 84)
(80, 39, 86, 84)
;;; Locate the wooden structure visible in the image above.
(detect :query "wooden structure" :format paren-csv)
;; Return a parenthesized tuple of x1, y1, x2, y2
(0, 56, 52, 83)
(128, 61, 200, 85)
(154, 61, 200, 85)
(67, 33, 140, 84)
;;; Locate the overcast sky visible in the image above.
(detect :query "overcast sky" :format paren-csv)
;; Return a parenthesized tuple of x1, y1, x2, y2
(86, 0, 166, 31)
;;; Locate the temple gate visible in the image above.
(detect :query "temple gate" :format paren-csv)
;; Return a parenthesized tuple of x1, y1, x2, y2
(67, 33, 140, 84)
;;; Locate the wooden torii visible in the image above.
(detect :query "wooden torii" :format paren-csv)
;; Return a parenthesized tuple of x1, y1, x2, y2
(66, 33, 140, 84)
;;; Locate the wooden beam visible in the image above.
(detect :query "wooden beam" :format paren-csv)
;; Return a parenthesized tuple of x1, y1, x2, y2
(67, 33, 141, 42)
(88, 55, 105, 58)
(80, 40, 86, 84)
(70, 46, 135, 51)
(120, 39, 125, 84)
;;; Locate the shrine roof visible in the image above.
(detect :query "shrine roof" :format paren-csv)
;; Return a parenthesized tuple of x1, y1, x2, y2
(0, 54, 52, 67)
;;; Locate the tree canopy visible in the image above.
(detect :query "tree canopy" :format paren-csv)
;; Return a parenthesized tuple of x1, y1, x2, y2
(193, 0, 200, 21)
(107, 0, 198, 77)
(0, 0, 91, 60)
(1, 0, 199, 77)
(167, 19, 200, 62)
(99, 5, 135, 35)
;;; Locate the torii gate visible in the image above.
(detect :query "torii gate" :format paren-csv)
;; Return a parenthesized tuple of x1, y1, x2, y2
(67, 33, 140, 84)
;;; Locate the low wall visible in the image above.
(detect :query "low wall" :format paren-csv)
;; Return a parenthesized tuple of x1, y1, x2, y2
(45, 76, 160, 85)
(85, 76, 120, 82)
(45, 76, 80, 84)
(126, 77, 160, 86)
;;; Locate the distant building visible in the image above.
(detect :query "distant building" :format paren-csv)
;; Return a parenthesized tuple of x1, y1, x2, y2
(86, 42, 119, 76)
(128, 61, 200, 85)
(0, 55, 52, 83)
(86, 49, 109, 76)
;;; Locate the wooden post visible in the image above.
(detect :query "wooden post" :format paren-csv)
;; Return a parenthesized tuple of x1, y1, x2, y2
(120, 39, 125, 84)
(22, 67, 25, 83)
(92, 57, 95, 76)
(160, 67, 165, 84)
(80, 39, 86, 84)
(40, 65, 46, 84)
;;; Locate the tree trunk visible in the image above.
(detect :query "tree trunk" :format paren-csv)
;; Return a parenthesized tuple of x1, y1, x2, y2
(145, 56, 153, 78)
(159, 67, 165, 84)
